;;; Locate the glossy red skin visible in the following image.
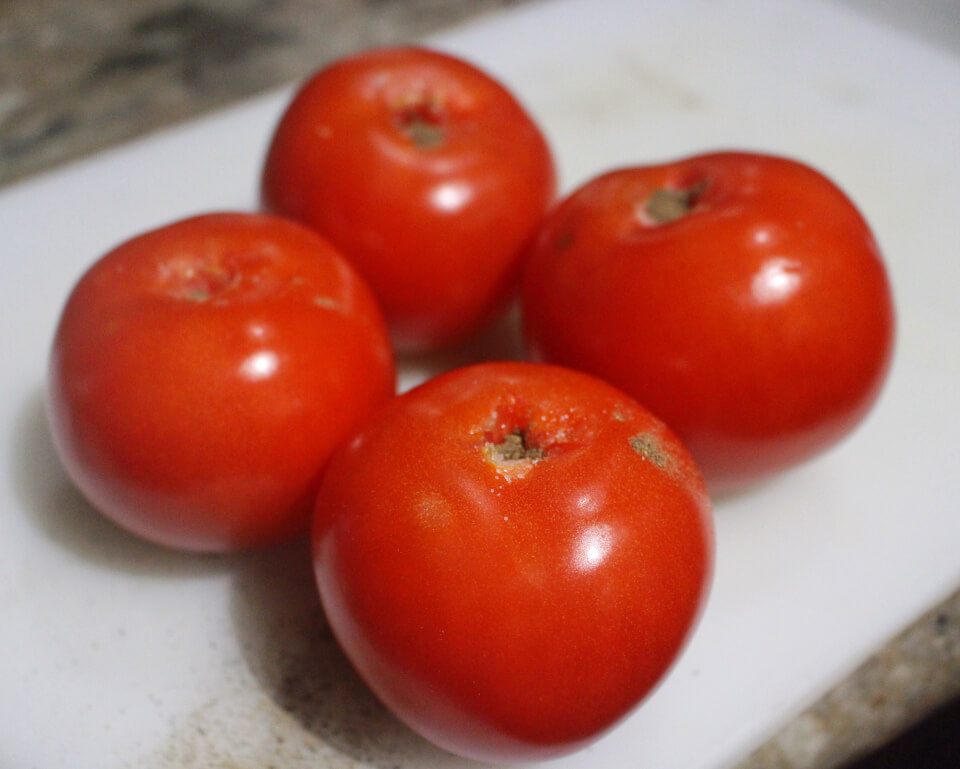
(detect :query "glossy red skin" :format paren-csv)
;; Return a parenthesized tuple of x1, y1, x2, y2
(48, 213, 395, 552)
(521, 152, 896, 493)
(313, 362, 713, 761)
(262, 46, 556, 353)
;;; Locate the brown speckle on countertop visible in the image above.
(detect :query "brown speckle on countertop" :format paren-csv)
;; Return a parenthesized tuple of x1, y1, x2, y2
(139, 539, 470, 768)
(5, 2, 960, 767)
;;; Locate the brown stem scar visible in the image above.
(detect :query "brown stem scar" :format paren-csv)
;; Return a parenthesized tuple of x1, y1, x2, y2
(402, 117, 445, 149)
(644, 179, 708, 224)
(488, 429, 543, 463)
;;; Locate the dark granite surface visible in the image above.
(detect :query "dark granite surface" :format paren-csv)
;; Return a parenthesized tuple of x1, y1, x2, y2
(0, 0, 525, 187)
(2, 1, 959, 768)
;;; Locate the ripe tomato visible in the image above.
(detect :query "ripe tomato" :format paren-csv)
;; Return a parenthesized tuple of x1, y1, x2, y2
(47, 213, 395, 552)
(261, 46, 556, 353)
(313, 362, 713, 761)
(521, 152, 896, 493)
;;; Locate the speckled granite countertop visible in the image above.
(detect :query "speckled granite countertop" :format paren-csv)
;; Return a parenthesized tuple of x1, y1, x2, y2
(2, 1, 959, 768)
(0, 0, 529, 187)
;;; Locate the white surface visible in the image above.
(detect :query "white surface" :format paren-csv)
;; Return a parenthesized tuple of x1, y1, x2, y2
(2, 0, 959, 767)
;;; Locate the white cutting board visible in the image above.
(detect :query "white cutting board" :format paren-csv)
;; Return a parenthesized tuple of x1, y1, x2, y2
(2, 0, 958, 767)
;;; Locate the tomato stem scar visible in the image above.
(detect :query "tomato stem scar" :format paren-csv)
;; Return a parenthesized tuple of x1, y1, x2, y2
(395, 98, 446, 149)
(172, 262, 242, 302)
(644, 179, 708, 224)
(403, 117, 445, 148)
(489, 429, 543, 463)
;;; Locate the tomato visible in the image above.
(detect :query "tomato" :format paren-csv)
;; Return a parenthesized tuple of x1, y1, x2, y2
(312, 362, 713, 761)
(521, 152, 895, 493)
(47, 213, 395, 552)
(261, 46, 556, 353)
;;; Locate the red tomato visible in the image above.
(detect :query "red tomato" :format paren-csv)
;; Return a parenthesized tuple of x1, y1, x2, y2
(48, 213, 395, 552)
(313, 362, 713, 761)
(521, 152, 895, 493)
(261, 46, 556, 353)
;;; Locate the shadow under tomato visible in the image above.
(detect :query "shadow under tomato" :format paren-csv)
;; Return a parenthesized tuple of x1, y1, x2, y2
(10, 386, 231, 578)
(228, 539, 479, 768)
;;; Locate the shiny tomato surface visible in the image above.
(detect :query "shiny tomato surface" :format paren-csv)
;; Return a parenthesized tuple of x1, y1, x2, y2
(521, 152, 895, 493)
(48, 213, 394, 552)
(262, 46, 556, 352)
(313, 362, 713, 761)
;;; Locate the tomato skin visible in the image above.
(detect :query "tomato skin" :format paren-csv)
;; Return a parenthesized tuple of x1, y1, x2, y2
(48, 213, 395, 552)
(262, 46, 556, 353)
(313, 362, 713, 761)
(521, 152, 896, 493)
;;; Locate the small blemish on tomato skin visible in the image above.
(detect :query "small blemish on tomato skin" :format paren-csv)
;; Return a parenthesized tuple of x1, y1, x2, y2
(554, 230, 575, 251)
(312, 296, 344, 311)
(416, 493, 454, 529)
(629, 432, 674, 470)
